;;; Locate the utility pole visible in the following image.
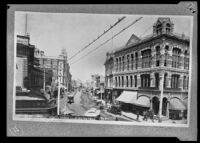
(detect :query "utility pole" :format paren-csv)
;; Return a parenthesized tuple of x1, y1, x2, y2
(43, 67, 45, 91)
(158, 71, 164, 122)
(57, 81, 60, 116)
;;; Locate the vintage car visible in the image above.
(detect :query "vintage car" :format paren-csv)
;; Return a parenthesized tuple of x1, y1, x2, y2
(84, 108, 100, 117)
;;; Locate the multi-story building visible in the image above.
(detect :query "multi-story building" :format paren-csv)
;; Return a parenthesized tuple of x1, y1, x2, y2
(104, 17, 190, 120)
(34, 48, 72, 91)
(16, 35, 48, 90)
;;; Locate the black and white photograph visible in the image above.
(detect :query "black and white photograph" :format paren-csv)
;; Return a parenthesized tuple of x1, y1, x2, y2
(13, 11, 193, 127)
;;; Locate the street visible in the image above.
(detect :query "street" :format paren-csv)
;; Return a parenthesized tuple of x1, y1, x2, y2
(60, 89, 131, 121)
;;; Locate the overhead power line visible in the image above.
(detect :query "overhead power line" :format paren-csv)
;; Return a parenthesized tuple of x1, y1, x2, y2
(70, 17, 143, 65)
(68, 16, 126, 61)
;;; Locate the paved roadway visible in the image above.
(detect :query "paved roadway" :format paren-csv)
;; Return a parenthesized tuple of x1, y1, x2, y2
(60, 89, 130, 121)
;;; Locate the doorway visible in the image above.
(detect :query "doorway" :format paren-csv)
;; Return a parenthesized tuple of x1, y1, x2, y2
(152, 96, 160, 115)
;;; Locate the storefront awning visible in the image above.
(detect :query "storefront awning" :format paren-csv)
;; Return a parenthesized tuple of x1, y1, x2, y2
(169, 98, 186, 110)
(116, 91, 137, 104)
(183, 98, 188, 109)
(133, 96, 150, 108)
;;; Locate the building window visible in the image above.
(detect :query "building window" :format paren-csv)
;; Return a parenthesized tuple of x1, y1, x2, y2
(183, 76, 187, 89)
(164, 73, 167, 88)
(166, 23, 171, 34)
(171, 74, 180, 89)
(126, 76, 129, 87)
(134, 75, 137, 87)
(131, 54, 134, 70)
(172, 48, 181, 68)
(142, 49, 151, 68)
(122, 76, 124, 87)
(127, 55, 130, 70)
(164, 45, 169, 66)
(156, 46, 160, 67)
(141, 74, 150, 87)
(130, 75, 133, 87)
(122, 56, 125, 71)
(156, 23, 162, 35)
(115, 77, 118, 87)
(135, 52, 138, 69)
(116, 58, 118, 71)
(119, 57, 121, 71)
(118, 77, 120, 87)
(155, 73, 159, 88)
(184, 50, 189, 69)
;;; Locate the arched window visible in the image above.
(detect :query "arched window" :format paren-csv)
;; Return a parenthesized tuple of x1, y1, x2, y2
(171, 74, 180, 89)
(122, 56, 125, 71)
(135, 52, 138, 69)
(183, 76, 187, 89)
(118, 76, 120, 87)
(164, 73, 167, 88)
(155, 73, 159, 88)
(126, 76, 129, 87)
(116, 58, 118, 71)
(141, 49, 151, 68)
(141, 74, 150, 87)
(130, 75, 133, 87)
(164, 45, 169, 66)
(119, 57, 121, 71)
(131, 54, 134, 70)
(156, 23, 162, 35)
(184, 50, 189, 69)
(172, 48, 181, 68)
(115, 77, 118, 87)
(122, 76, 124, 87)
(156, 46, 160, 67)
(166, 23, 171, 34)
(127, 55, 130, 70)
(134, 75, 137, 87)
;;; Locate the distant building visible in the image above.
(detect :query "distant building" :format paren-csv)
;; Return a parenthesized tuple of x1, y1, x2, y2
(16, 35, 53, 90)
(104, 17, 190, 120)
(35, 48, 72, 91)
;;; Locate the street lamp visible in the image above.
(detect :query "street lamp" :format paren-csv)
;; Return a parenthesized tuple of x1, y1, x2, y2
(43, 66, 45, 91)
(57, 81, 60, 116)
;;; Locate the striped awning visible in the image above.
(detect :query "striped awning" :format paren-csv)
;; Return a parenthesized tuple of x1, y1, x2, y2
(169, 98, 186, 110)
(133, 96, 150, 108)
(116, 91, 137, 104)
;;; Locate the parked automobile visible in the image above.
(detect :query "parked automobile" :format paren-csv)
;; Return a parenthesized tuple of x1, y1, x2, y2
(108, 105, 121, 115)
(84, 108, 100, 117)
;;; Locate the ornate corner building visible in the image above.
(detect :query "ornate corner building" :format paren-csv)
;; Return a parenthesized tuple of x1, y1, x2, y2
(104, 17, 190, 120)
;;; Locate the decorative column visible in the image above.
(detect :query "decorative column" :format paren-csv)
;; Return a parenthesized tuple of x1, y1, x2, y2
(158, 71, 164, 122)
(151, 46, 156, 68)
(168, 46, 173, 67)
(179, 49, 184, 69)
(137, 74, 141, 88)
(138, 51, 142, 69)
(166, 72, 171, 88)
(178, 74, 183, 90)
(166, 98, 170, 118)
(150, 72, 155, 87)
(132, 75, 135, 88)
(150, 98, 153, 110)
(160, 44, 165, 67)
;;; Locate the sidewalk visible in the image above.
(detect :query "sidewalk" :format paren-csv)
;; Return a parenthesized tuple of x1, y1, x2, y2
(121, 111, 188, 124)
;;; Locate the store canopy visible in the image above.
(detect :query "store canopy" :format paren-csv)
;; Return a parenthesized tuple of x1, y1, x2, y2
(116, 91, 137, 104)
(183, 98, 188, 109)
(133, 96, 150, 108)
(169, 98, 186, 110)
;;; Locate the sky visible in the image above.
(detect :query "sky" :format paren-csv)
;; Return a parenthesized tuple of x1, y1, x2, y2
(15, 12, 192, 82)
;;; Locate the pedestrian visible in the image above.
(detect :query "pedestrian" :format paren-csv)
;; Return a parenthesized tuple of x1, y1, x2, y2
(143, 111, 147, 121)
(136, 111, 140, 121)
(115, 117, 118, 121)
(149, 109, 154, 122)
